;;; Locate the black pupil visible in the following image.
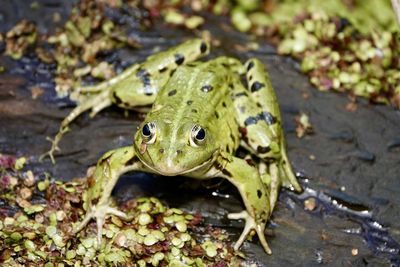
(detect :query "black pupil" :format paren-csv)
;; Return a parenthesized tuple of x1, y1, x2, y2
(195, 128, 205, 140)
(142, 124, 151, 136)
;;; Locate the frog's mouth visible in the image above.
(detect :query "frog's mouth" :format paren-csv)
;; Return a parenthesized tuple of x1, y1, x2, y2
(143, 157, 214, 176)
(136, 147, 218, 176)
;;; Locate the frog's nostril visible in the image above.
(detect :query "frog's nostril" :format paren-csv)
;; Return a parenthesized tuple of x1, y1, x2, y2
(159, 148, 165, 154)
(176, 150, 183, 155)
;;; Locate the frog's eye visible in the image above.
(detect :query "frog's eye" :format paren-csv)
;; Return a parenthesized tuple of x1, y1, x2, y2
(190, 125, 206, 147)
(142, 122, 156, 144)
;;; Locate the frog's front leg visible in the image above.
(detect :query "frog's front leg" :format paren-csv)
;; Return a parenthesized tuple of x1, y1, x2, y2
(73, 146, 145, 246)
(216, 156, 272, 254)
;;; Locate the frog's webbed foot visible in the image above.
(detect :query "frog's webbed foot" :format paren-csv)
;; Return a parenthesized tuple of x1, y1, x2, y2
(228, 210, 272, 254)
(73, 203, 133, 247)
(217, 156, 272, 254)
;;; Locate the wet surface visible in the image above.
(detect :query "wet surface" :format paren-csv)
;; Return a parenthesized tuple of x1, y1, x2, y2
(1, 1, 400, 266)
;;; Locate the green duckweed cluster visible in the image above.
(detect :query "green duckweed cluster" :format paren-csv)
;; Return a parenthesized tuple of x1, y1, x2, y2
(3, 20, 37, 60)
(0, 154, 242, 266)
(276, 11, 400, 107)
(146, 0, 400, 108)
(2, 0, 144, 97)
(2, 0, 398, 107)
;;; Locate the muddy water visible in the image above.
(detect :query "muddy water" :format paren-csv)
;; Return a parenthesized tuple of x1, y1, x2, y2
(1, 1, 400, 266)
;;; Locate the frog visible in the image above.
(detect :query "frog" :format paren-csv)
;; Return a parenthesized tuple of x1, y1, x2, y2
(41, 39, 302, 254)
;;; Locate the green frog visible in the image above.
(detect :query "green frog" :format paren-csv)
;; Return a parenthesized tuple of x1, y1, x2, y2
(42, 39, 301, 254)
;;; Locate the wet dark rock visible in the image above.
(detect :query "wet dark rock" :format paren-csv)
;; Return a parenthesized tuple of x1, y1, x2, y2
(328, 129, 354, 143)
(388, 137, 400, 151)
(0, 41, 5, 54)
(343, 148, 375, 163)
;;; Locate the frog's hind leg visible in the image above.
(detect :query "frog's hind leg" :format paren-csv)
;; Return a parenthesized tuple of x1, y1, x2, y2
(246, 58, 301, 192)
(41, 39, 210, 163)
(232, 58, 301, 194)
(40, 62, 144, 163)
(245, 58, 301, 191)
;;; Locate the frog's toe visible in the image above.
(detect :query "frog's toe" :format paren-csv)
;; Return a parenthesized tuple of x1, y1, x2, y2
(39, 151, 55, 164)
(228, 210, 272, 254)
(96, 212, 105, 247)
(72, 206, 107, 248)
(39, 143, 59, 164)
(39, 127, 70, 163)
(72, 209, 95, 235)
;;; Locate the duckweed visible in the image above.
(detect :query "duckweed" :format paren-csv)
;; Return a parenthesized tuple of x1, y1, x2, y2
(171, 237, 183, 247)
(0, 154, 239, 265)
(140, 1, 400, 108)
(143, 234, 158, 246)
(138, 212, 153, 225)
(175, 221, 188, 232)
(201, 240, 218, 258)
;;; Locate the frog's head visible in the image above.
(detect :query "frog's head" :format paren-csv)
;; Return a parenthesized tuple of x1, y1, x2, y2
(134, 117, 218, 176)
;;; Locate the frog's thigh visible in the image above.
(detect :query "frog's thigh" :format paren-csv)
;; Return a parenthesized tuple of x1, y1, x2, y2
(112, 38, 210, 109)
(243, 59, 301, 192)
(232, 87, 280, 160)
(75, 146, 145, 243)
(242, 59, 283, 156)
(218, 156, 272, 254)
(77, 38, 210, 111)
(244, 58, 280, 117)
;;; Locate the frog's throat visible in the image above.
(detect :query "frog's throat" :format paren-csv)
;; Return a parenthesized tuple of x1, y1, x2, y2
(136, 148, 219, 176)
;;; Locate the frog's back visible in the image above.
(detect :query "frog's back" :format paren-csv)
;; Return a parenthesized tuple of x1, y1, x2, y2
(151, 59, 241, 152)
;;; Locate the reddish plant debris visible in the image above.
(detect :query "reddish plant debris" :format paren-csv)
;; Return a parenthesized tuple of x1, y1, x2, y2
(0, 157, 241, 266)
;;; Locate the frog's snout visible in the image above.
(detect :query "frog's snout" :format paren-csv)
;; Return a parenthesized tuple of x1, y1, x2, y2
(150, 161, 184, 176)
(142, 143, 187, 176)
